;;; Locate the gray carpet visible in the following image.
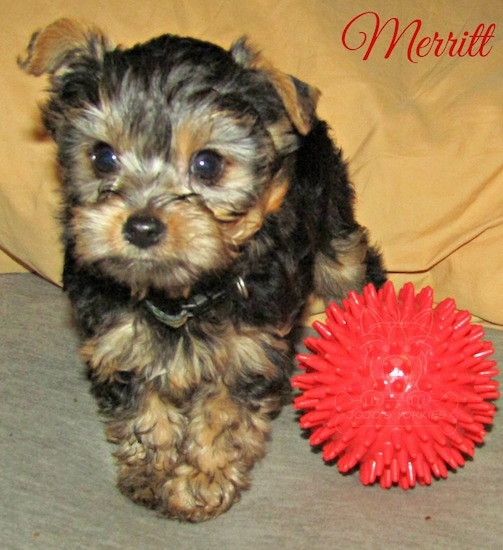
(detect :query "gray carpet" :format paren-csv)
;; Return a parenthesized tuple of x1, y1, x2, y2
(1, 273, 501, 549)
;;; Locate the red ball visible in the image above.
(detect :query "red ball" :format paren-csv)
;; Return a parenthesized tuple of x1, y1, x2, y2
(293, 281, 500, 489)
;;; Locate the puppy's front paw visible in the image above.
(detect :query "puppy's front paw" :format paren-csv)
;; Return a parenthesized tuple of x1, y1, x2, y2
(163, 464, 240, 522)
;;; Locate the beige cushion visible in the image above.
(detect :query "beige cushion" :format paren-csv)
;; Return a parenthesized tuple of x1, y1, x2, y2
(2, 1, 502, 326)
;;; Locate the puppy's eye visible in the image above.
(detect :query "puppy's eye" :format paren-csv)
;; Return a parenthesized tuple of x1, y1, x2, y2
(90, 142, 120, 175)
(190, 150, 224, 183)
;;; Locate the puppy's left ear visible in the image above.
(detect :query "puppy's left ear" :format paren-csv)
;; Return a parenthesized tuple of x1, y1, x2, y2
(231, 37, 320, 135)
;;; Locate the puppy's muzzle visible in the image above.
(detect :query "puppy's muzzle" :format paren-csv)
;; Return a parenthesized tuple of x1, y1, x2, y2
(123, 214, 165, 248)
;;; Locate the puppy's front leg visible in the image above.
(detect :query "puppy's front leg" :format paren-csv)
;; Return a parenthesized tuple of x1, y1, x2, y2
(164, 383, 271, 522)
(108, 393, 185, 509)
(80, 318, 187, 511)
(163, 327, 290, 522)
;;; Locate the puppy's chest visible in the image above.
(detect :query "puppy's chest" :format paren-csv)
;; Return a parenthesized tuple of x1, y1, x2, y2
(83, 310, 244, 395)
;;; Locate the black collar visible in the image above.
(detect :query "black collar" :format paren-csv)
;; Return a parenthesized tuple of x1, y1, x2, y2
(143, 276, 248, 329)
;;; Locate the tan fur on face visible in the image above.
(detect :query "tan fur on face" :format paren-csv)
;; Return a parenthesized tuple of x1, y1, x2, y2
(71, 195, 232, 294)
(169, 102, 276, 215)
(166, 106, 290, 250)
(216, 174, 290, 246)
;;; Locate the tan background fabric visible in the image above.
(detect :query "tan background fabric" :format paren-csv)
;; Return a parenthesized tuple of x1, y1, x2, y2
(1, 0, 502, 326)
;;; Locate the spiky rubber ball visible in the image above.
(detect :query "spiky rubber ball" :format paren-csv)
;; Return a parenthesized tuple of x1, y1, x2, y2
(293, 281, 499, 489)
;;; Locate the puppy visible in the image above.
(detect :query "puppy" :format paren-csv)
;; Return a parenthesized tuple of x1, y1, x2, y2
(19, 19, 386, 521)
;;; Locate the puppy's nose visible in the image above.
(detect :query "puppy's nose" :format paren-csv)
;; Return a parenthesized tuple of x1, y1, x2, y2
(123, 215, 165, 248)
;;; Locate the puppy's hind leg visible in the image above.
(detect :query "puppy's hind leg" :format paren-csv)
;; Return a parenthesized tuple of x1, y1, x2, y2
(295, 119, 386, 305)
(313, 226, 386, 305)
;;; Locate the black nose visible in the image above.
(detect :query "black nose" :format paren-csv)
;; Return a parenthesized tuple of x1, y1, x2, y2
(123, 215, 165, 248)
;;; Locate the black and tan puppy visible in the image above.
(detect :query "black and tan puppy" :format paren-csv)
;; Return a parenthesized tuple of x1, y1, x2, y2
(19, 19, 385, 521)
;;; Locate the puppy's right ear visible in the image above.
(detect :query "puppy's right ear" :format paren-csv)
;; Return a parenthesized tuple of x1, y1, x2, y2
(18, 18, 112, 77)
(18, 19, 113, 137)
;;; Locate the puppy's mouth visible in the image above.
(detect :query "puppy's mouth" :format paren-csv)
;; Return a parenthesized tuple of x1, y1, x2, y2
(70, 196, 236, 293)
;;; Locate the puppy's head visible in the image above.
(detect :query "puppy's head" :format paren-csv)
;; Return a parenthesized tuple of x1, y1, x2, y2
(19, 19, 319, 296)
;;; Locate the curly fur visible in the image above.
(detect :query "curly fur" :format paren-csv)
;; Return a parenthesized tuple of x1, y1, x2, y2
(19, 19, 386, 521)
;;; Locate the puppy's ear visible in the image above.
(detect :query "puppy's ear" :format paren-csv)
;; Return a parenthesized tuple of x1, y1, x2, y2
(230, 37, 320, 135)
(18, 19, 113, 137)
(18, 18, 112, 77)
